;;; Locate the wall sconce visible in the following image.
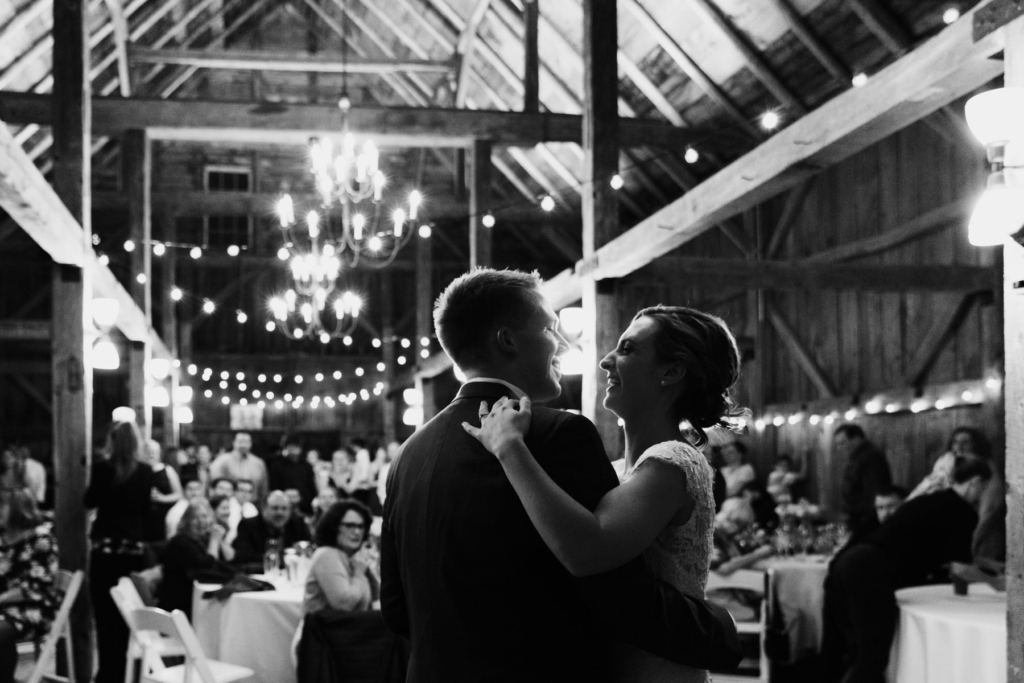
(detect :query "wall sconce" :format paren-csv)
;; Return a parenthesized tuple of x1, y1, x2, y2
(148, 385, 171, 408)
(174, 385, 193, 404)
(174, 406, 194, 424)
(148, 358, 171, 381)
(964, 87, 1024, 246)
(91, 298, 121, 370)
(111, 406, 136, 423)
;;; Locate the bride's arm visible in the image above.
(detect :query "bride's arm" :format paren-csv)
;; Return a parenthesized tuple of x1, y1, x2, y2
(464, 396, 690, 577)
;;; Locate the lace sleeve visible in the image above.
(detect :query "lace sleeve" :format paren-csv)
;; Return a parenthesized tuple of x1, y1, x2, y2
(630, 442, 716, 597)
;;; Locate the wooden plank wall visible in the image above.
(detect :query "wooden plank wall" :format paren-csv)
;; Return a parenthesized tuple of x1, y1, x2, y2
(609, 110, 999, 515)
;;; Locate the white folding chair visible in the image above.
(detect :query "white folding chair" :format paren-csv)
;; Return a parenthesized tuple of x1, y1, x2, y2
(110, 578, 186, 683)
(130, 607, 253, 683)
(706, 568, 766, 680)
(26, 569, 83, 683)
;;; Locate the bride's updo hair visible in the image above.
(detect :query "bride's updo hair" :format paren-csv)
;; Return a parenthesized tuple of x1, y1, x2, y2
(635, 305, 744, 448)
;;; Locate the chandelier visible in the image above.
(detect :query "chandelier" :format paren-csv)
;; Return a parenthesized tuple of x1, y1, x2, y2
(269, 0, 425, 342)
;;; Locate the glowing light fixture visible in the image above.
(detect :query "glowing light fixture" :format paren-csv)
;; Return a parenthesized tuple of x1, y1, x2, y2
(93, 338, 120, 370)
(92, 298, 120, 329)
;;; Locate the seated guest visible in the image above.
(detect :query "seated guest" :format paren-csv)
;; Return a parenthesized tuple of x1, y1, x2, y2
(310, 484, 340, 530)
(235, 479, 259, 519)
(0, 489, 60, 683)
(210, 495, 236, 544)
(232, 491, 312, 570)
(158, 499, 233, 619)
(165, 479, 206, 539)
(715, 482, 776, 535)
(304, 501, 378, 614)
(908, 426, 1004, 560)
(719, 441, 756, 499)
(766, 454, 804, 504)
(821, 456, 990, 683)
(210, 478, 242, 534)
(874, 485, 908, 524)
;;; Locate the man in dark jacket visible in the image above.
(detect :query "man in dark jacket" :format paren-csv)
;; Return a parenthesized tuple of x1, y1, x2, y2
(821, 456, 990, 683)
(834, 424, 892, 537)
(232, 490, 311, 569)
(381, 268, 740, 683)
(266, 435, 318, 514)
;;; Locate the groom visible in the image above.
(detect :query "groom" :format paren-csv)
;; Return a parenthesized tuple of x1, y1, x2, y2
(381, 268, 740, 682)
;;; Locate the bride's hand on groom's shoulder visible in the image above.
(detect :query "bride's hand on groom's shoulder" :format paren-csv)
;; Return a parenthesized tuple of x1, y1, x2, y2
(462, 395, 532, 461)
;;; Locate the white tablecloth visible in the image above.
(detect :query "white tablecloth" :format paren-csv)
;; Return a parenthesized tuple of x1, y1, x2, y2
(889, 584, 1006, 683)
(192, 580, 305, 683)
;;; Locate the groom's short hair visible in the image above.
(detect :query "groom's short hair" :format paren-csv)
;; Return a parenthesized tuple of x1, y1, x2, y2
(434, 268, 543, 370)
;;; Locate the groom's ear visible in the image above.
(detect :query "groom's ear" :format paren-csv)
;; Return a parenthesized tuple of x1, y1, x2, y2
(495, 327, 516, 354)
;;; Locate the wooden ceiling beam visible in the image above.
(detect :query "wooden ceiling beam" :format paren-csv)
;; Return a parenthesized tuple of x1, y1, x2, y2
(0, 117, 172, 358)
(0, 92, 708, 148)
(90, 189, 580, 224)
(621, 0, 760, 139)
(454, 0, 491, 108)
(764, 0, 851, 83)
(536, 0, 1006, 306)
(845, 0, 913, 56)
(101, 0, 132, 96)
(0, 321, 51, 341)
(902, 293, 977, 387)
(128, 48, 454, 74)
(687, 0, 806, 114)
(644, 257, 994, 292)
(0, 0, 52, 50)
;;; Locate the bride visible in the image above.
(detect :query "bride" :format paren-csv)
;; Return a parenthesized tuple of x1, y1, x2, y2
(464, 305, 743, 682)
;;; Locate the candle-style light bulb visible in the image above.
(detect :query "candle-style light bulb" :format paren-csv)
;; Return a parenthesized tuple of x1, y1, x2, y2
(408, 190, 422, 221)
(373, 171, 385, 201)
(306, 211, 320, 238)
(393, 208, 406, 238)
(352, 213, 366, 241)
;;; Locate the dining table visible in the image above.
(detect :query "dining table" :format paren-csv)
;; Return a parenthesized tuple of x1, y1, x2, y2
(756, 553, 830, 663)
(888, 583, 1006, 683)
(191, 577, 305, 683)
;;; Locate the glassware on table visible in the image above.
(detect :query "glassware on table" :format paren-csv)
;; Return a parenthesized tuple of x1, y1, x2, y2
(263, 538, 281, 577)
(284, 548, 300, 584)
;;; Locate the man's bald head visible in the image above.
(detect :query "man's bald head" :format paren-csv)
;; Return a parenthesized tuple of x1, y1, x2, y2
(263, 490, 292, 530)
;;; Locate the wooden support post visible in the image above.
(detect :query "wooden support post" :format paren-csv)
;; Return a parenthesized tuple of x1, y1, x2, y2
(161, 214, 179, 445)
(522, 0, 539, 113)
(415, 232, 436, 422)
(125, 129, 152, 438)
(468, 138, 492, 268)
(50, 1, 93, 679)
(381, 272, 397, 444)
(580, 0, 621, 457)
(1002, 17, 1024, 682)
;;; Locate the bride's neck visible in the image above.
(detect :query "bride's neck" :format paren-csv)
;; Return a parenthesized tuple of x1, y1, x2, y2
(623, 412, 683, 467)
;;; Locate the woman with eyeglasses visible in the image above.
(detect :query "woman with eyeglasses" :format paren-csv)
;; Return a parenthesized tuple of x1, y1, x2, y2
(303, 500, 378, 614)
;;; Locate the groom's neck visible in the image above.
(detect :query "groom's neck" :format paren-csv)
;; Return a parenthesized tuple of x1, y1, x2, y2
(465, 367, 530, 396)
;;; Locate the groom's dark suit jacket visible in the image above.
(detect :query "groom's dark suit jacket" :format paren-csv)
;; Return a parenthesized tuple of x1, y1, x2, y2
(381, 381, 740, 682)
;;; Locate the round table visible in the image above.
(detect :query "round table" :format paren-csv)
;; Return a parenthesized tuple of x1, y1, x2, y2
(889, 584, 1006, 683)
(192, 579, 305, 683)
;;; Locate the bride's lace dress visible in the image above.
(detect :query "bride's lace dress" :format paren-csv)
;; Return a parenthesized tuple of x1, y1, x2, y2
(611, 440, 715, 683)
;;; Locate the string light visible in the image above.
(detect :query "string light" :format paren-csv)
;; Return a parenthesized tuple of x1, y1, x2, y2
(190, 247, 202, 260)
(98, 254, 109, 266)
(236, 310, 247, 324)
(610, 174, 624, 190)
(377, 362, 385, 372)
(684, 148, 699, 164)
(136, 274, 147, 284)
(227, 245, 240, 257)
(942, 7, 960, 23)
(124, 240, 136, 252)
(482, 213, 496, 228)
(761, 111, 780, 130)
(170, 287, 183, 301)
(418, 225, 431, 238)
(202, 299, 215, 314)
(153, 243, 166, 257)
(540, 195, 556, 212)
(851, 72, 868, 88)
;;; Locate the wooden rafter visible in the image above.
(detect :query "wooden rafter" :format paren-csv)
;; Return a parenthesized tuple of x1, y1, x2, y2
(764, 0, 851, 82)
(687, 0, 806, 114)
(803, 197, 973, 263)
(901, 293, 977, 387)
(766, 301, 837, 398)
(0, 92, 710, 148)
(101, 0, 132, 96)
(0, 117, 171, 358)
(845, 0, 913, 55)
(645, 258, 994, 292)
(620, 0, 760, 139)
(765, 178, 815, 258)
(10, 374, 52, 415)
(129, 48, 454, 74)
(539, 3, 1005, 304)
(454, 0, 491, 108)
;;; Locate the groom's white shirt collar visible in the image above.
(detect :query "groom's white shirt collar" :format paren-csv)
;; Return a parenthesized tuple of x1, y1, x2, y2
(463, 377, 527, 399)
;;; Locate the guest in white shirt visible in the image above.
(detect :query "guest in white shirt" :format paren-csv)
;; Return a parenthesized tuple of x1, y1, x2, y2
(719, 441, 756, 498)
(209, 432, 268, 502)
(165, 479, 207, 539)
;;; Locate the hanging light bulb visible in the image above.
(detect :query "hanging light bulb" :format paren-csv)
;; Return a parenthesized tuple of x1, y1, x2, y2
(190, 246, 202, 260)
(761, 111, 780, 130)
(170, 287, 183, 301)
(684, 147, 699, 164)
(277, 194, 295, 227)
(609, 174, 624, 190)
(236, 310, 248, 324)
(124, 239, 136, 252)
(482, 213, 496, 228)
(540, 195, 555, 212)
(352, 214, 366, 241)
(153, 243, 166, 257)
(418, 224, 431, 238)
(148, 358, 171, 381)
(148, 385, 171, 408)
(92, 298, 120, 329)
(968, 170, 1024, 246)
(202, 299, 215, 314)
(393, 208, 406, 238)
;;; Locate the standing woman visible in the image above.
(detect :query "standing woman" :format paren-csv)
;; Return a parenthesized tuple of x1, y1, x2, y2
(85, 421, 157, 683)
(0, 489, 60, 683)
(143, 439, 183, 543)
